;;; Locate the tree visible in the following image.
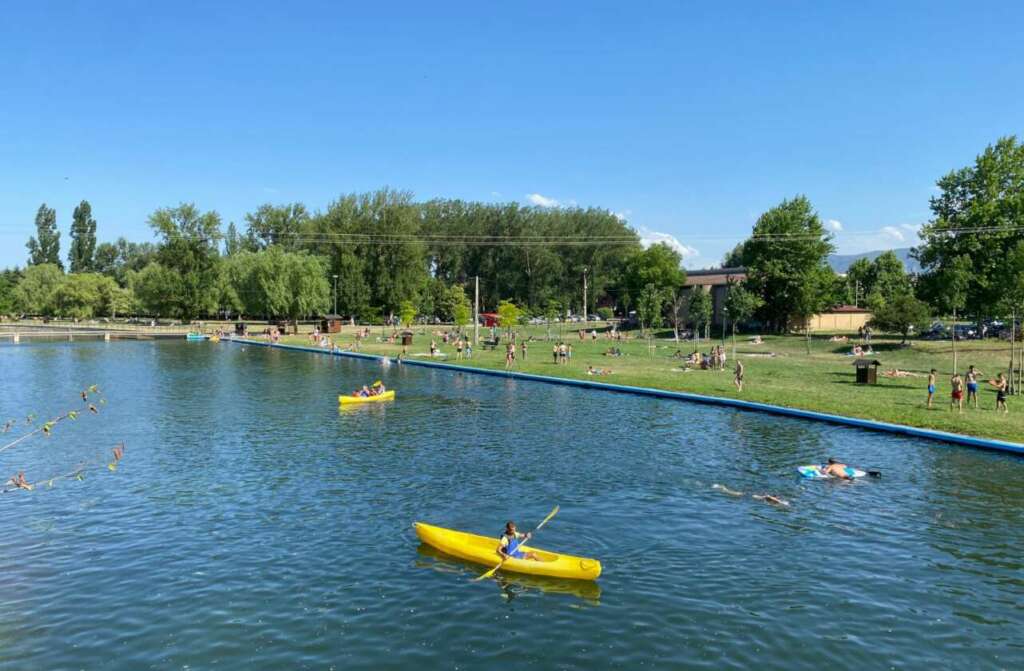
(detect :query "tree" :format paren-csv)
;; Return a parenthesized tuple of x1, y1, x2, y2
(244, 203, 310, 250)
(497, 299, 523, 335)
(68, 200, 98, 272)
(635, 283, 664, 334)
(53, 273, 106, 319)
(865, 251, 912, 311)
(132, 262, 182, 317)
(26, 204, 62, 270)
(224, 222, 247, 256)
(450, 286, 472, 330)
(148, 203, 223, 319)
(1001, 241, 1024, 394)
(399, 300, 417, 328)
(723, 281, 763, 357)
(0, 268, 22, 316)
(917, 136, 1024, 320)
(13, 263, 63, 315)
(869, 294, 931, 344)
(688, 288, 713, 347)
(845, 258, 874, 307)
(623, 243, 686, 311)
(941, 255, 971, 373)
(738, 196, 835, 333)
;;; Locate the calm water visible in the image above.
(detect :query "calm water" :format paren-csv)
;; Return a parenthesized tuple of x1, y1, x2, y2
(1, 341, 1022, 670)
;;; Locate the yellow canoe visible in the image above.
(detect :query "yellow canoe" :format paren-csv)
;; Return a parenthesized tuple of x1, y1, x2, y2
(338, 390, 395, 405)
(414, 522, 602, 581)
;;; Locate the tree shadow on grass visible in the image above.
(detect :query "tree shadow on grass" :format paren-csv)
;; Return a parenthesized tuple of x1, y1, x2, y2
(827, 342, 910, 354)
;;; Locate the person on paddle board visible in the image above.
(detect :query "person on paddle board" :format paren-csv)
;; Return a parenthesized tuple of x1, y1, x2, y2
(499, 521, 540, 561)
(821, 457, 854, 479)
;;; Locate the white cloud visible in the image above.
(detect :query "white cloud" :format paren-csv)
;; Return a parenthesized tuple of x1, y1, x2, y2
(526, 193, 560, 208)
(881, 225, 905, 241)
(636, 226, 699, 260)
(613, 209, 632, 222)
(490, 191, 502, 198)
(826, 219, 843, 232)
(900, 222, 921, 233)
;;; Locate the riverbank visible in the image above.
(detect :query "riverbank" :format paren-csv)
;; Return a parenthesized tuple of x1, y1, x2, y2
(266, 325, 1021, 445)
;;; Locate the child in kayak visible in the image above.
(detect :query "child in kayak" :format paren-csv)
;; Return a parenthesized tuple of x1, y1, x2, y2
(499, 521, 540, 561)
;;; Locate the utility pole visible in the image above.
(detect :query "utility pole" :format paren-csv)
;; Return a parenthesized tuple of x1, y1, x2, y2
(332, 274, 338, 315)
(474, 276, 480, 346)
(582, 267, 588, 329)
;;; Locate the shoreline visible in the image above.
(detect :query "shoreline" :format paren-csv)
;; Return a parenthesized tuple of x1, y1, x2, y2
(230, 337, 1024, 457)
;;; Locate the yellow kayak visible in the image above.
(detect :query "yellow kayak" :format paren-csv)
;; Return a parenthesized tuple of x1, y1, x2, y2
(338, 390, 395, 405)
(414, 522, 602, 581)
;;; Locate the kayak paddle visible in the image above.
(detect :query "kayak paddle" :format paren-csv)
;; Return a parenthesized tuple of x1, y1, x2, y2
(474, 505, 559, 581)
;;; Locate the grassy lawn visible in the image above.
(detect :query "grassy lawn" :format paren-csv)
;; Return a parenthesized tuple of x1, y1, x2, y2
(268, 323, 1021, 444)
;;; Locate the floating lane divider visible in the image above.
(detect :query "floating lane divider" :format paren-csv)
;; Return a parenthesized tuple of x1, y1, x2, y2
(229, 338, 1024, 457)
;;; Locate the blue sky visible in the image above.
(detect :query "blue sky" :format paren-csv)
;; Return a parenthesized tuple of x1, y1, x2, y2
(1, 1, 1022, 269)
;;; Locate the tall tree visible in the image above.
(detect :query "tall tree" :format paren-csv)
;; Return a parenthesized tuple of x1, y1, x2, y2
(68, 200, 98, 272)
(739, 196, 835, 333)
(148, 203, 223, 319)
(26, 204, 62, 269)
(917, 136, 1024, 319)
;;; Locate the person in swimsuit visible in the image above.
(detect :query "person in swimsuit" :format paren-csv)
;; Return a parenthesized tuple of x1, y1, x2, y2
(734, 360, 744, 391)
(950, 372, 964, 413)
(994, 373, 1009, 413)
(822, 457, 853, 480)
(927, 369, 937, 409)
(966, 365, 979, 409)
(498, 521, 540, 561)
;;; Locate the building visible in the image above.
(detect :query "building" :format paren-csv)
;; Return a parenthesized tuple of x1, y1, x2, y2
(807, 305, 872, 332)
(683, 267, 747, 326)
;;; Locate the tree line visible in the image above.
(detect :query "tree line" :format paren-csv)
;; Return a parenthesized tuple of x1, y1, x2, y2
(1, 136, 1022, 341)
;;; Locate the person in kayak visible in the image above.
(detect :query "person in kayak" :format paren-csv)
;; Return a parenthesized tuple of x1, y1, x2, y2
(354, 385, 370, 397)
(499, 521, 540, 561)
(822, 457, 854, 479)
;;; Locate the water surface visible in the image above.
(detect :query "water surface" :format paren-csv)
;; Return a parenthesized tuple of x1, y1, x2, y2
(1, 341, 1021, 669)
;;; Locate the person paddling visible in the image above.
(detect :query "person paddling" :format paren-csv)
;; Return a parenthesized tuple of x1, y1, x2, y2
(498, 521, 540, 561)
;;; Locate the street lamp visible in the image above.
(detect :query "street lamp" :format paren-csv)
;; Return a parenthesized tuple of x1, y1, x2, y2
(332, 274, 339, 315)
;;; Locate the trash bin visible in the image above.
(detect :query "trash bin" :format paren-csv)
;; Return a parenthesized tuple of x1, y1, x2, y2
(235, 322, 246, 335)
(852, 358, 881, 384)
(401, 331, 414, 347)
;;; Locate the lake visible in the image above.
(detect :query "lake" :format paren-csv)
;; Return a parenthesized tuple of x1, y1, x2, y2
(1, 341, 1022, 670)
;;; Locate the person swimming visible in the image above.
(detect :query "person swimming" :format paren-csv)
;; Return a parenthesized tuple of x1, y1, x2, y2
(498, 521, 540, 561)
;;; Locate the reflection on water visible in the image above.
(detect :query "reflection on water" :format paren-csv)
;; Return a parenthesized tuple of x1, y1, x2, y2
(0, 340, 1022, 671)
(415, 542, 602, 605)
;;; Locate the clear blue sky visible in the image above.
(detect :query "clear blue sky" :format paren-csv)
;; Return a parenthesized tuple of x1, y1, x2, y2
(1, 1, 1022, 269)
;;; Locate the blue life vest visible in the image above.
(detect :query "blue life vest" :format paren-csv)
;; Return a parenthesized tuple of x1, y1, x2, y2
(503, 533, 521, 556)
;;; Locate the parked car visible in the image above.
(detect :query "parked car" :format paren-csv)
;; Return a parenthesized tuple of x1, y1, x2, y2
(921, 322, 949, 340)
(952, 324, 978, 340)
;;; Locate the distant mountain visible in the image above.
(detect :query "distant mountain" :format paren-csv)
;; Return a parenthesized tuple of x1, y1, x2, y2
(828, 248, 920, 274)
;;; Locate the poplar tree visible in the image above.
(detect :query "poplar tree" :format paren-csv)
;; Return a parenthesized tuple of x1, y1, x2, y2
(68, 200, 98, 272)
(26, 204, 63, 269)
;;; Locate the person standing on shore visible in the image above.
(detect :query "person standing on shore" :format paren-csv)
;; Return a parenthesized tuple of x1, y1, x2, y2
(505, 341, 515, 370)
(521, 340, 528, 361)
(994, 373, 1009, 413)
(552, 343, 559, 364)
(455, 338, 464, 361)
(734, 359, 744, 392)
(927, 369, 937, 409)
(950, 372, 964, 413)
(966, 365, 980, 409)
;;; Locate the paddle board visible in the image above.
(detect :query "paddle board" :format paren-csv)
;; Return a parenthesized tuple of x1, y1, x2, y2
(797, 465, 867, 479)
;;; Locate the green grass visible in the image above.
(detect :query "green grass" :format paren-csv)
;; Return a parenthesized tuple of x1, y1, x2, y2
(273, 324, 1022, 445)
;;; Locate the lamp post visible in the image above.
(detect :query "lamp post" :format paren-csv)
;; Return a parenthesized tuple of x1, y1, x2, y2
(332, 274, 338, 315)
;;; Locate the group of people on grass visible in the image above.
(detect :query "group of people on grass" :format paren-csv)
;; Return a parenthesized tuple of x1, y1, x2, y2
(929, 365, 1010, 413)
